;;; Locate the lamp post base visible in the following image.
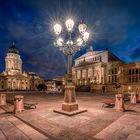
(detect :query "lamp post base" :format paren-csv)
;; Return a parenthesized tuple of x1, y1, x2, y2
(62, 102, 78, 112)
(53, 83, 87, 116)
(53, 108, 87, 116)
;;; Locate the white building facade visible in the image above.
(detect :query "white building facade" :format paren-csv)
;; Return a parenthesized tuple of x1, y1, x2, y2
(72, 47, 140, 93)
(0, 43, 44, 91)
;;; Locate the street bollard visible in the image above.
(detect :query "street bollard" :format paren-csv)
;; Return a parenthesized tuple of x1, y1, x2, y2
(13, 95, 24, 113)
(115, 94, 125, 112)
(0, 94, 6, 106)
(130, 92, 138, 104)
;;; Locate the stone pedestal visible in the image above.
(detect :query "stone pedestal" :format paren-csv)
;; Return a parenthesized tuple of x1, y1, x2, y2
(62, 103, 78, 112)
(54, 83, 87, 116)
(0, 94, 6, 106)
(62, 84, 78, 112)
(130, 92, 138, 104)
(14, 95, 24, 113)
(115, 94, 125, 112)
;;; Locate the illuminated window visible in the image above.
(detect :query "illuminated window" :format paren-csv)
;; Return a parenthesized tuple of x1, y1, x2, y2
(108, 68, 118, 83)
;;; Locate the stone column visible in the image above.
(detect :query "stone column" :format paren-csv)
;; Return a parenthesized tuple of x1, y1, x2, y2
(14, 95, 24, 113)
(80, 70, 82, 85)
(92, 67, 94, 77)
(75, 71, 77, 85)
(0, 94, 6, 106)
(86, 69, 88, 85)
(130, 92, 138, 104)
(115, 94, 125, 112)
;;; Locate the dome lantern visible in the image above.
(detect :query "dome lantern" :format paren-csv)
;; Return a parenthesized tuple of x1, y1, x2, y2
(8, 42, 19, 54)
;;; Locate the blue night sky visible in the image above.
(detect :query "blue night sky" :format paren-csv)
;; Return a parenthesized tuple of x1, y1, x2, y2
(0, 0, 140, 79)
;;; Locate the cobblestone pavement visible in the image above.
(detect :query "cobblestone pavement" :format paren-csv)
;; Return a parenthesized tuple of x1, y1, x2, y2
(94, 114, 140, 140)
(1, 92, 140, 140)
(0, 108, 49, 140)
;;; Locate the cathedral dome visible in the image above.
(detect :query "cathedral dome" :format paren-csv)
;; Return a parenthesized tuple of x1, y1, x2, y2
(8, 43, 19, 54)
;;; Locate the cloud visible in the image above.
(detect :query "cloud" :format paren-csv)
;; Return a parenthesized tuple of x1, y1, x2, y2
(7, 22, 28, 39)
(130, 47, 140, 60)
(1, 0, 140, 78)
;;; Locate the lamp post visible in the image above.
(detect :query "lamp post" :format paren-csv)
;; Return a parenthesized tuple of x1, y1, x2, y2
(53, 18, 89, 115)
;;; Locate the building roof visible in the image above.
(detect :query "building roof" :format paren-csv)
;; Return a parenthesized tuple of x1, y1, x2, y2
(8, 43, 19, 54)
(75, 50, 105, 60)
(123, 62, 140, 67)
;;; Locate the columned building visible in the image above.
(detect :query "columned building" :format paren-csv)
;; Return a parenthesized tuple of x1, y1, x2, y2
(72, 47, 140, 93)
(0, 43, 44, 91)
(122, 63, 140, 92)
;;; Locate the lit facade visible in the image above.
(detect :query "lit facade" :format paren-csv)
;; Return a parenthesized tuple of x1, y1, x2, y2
(0, 43, 44, 91)
(72, 47, 140, 93)
(45, 76, 65, 92)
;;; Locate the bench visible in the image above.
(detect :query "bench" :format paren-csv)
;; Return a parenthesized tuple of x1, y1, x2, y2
(24, 102, 38, 109)
(102, 100, 115, 107)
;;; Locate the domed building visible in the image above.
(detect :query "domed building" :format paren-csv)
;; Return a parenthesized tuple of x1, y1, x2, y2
(0, 43, 44, 91)
(5, 43, 22, 76)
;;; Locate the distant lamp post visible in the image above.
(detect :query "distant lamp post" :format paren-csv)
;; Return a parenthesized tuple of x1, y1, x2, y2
(53, 18, 89, 115)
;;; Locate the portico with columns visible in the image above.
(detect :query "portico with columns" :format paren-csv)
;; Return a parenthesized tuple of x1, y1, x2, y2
(73, 62, 106, 86)
(72, 47, 124, 92)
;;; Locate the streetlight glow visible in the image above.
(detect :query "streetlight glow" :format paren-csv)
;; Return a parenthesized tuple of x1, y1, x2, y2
(65, 19, 74, 32)
(53, 23, 62, 35)
(53, 18, 89, 79)
(66, 40, 73, 46)
(57, 38, 63, 46)
(83, 31, 89, 41)
(78, 23, 87, 34)
(77, 38, 83, 46)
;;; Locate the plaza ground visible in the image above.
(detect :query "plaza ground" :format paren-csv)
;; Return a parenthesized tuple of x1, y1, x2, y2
(0, 92, 140, 140)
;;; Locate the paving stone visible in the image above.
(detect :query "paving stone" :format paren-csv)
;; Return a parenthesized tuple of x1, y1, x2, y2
(95, 114, 140, 140)
(133, 130, 140, 136)
(3, 127, 30, 140)
(0, 108, 6, 114)
(0, 118, 14, 131)
(122, 126, 137, 133)
(7, 116, 23, 126)
(0, 130, 7, 140)
(94, 131, 109, 139)
(29, 132, 49, 140)
(16, 123, 38, 135)
(7, 116, 17, 121)
(127, 134, 140, 140)
(136, 126, 140, 130)
(0, 114, 49, 140)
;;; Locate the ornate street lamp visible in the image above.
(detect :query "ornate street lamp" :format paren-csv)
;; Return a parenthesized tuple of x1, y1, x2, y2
(53, 18, 89, 115)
